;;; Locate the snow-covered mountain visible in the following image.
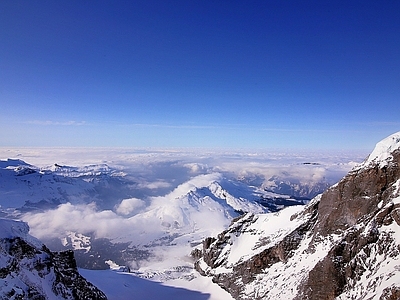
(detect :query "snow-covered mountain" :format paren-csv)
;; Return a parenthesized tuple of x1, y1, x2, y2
(0, 159, 133, 210)
(128, 173, 305, 243)
(194, 131, 400, 300)
(0, 218, 107, 299)
(27, 173, 308, 273)
(262, 174, 331, 199)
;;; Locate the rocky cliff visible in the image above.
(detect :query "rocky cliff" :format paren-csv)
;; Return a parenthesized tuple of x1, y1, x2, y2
(0, 218, 107, 299)
(194, 132, 400, 300)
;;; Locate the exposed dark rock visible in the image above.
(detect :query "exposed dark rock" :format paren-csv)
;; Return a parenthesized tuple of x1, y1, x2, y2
(380, 286, 400, 300)
(315, 149, 400, 237)
(0, 236, 107, 299)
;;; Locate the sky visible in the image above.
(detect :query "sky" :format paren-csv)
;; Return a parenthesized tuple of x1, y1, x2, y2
(1, 1, 399, 150)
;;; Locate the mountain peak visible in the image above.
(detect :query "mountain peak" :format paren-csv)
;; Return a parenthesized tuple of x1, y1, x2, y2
(361, 131, 400, 168)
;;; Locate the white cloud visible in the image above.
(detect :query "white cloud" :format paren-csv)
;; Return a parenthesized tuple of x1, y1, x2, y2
(183, 163, 209, 173)
(115, 198, 145, 215)
(137, 181, 171, 190)
(21, 203, 125, 239)
(21, 202, 165, 245)
(27, 120, 87, 126)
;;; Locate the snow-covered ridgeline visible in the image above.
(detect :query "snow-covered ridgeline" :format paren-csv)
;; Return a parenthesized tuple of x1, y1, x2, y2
(0, 218, 107, 299)
(360, 131, 400, 168)
(0, 218, 43, 249)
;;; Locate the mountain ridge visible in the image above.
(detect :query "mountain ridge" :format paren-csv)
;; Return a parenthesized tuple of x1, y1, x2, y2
(0, 218, 107, 299)
(194, 131, 400, 299)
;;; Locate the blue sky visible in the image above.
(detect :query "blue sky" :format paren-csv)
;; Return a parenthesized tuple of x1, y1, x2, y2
(1, 1, 399, 150)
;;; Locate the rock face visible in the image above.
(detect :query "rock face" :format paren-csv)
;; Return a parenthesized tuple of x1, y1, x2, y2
(0, 218, 107, 299)
(194, 132, 400, 300)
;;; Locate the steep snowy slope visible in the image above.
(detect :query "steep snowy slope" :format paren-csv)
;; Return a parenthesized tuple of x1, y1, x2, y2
(194, 131, 400, 300)
(0, 218, 106, 299)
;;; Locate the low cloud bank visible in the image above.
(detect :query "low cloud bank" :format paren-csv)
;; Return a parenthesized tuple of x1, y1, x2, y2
(14, 148, 365, 247)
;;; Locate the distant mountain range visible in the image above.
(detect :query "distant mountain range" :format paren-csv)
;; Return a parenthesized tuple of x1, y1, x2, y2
(0, 159, 132, 210)
(0, 158, 327, 212)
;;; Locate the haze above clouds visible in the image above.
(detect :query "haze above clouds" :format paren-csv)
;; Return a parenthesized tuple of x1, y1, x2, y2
(1, 1, 399, 149)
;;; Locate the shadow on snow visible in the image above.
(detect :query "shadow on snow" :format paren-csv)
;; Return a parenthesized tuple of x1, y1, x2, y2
(79, 269, 211, 300)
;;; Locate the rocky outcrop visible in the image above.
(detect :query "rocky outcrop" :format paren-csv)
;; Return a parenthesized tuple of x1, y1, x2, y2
(295, 148, 400, 300)
(0, 219, 107, 299)
(315, 148, 400, 237)
(194, 132, 400, 300)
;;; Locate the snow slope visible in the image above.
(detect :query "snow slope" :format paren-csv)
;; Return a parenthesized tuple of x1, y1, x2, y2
(79, 268, 233, 300)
